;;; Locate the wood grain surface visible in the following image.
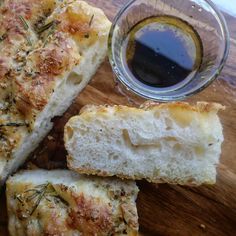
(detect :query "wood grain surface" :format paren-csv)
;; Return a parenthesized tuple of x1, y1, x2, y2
(1, 1, 236, 235)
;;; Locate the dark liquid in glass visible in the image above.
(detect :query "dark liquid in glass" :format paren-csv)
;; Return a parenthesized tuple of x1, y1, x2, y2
(122, 16, 203, 88)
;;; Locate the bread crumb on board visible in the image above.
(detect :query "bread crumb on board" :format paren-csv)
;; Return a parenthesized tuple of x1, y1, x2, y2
(199, 224, 206, 230)
(47, 135, 54, 141)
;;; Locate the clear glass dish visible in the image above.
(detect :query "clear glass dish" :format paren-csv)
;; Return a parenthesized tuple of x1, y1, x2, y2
(108, 0, 230, 101)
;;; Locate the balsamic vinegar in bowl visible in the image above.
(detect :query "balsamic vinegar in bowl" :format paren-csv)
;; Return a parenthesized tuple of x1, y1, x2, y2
(108, 0, 230, 101)
(122, 16, 203, 89)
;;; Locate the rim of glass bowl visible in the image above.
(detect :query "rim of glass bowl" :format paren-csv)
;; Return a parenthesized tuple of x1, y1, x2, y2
(108, 0, 230, 102)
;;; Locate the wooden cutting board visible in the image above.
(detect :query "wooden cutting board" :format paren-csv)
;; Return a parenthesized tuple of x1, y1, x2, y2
(1, 1, 236, 235)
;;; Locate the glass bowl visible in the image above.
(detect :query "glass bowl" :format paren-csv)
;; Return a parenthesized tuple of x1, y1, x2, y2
(108, 0, 230, 101)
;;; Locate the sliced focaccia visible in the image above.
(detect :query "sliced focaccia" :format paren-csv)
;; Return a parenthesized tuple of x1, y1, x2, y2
(65, 102, 224, 185)
(0, 0, 111, 185)
(6, 169, 139, 236)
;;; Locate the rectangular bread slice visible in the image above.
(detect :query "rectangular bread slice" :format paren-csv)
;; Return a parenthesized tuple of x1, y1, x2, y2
(6, 169, 139, 236)
(64, 102, 224, 185)
(0, 0, 111, 186)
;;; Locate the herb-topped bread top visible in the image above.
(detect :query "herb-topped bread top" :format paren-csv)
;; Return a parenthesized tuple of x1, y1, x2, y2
(6, 169, 139, 236)
(0, 0, 111, 184)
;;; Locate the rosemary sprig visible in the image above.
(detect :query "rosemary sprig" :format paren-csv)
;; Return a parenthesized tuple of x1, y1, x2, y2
(37, 21, 55, 34)
(0, 122, 26, 128)
(89, 14, 94, 27)
(53, 195, 69, 207)
(16, 183, 69, 217)
(29, 184, 49, 216)
(19, 15, 29, 30)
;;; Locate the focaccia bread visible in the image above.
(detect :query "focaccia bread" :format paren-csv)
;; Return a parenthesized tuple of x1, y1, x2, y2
(6, 169, 139, 236)
(65, 102, 224, 185)
(0, 0, 111, 186)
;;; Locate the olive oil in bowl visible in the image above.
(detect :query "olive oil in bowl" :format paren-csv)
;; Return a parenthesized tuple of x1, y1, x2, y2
(122, 16, 203, 89)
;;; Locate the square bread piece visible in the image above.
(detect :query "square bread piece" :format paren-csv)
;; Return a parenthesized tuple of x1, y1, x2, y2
(6, 169, 139, 236)
(64, 102, 224, 186)
(0, 0, 111, 186)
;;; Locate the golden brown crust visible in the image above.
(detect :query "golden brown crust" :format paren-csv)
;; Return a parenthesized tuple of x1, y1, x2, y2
(15, 33, 80, 116)
(67, 194, 113, 235)
(140, 101, 225, 113)
(74, 102, 225, 132)
(79, 102, 225, 118)
(7, 170, 139, 236)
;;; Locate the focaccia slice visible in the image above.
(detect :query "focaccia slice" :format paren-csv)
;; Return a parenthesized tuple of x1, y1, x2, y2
(65, 102, 224, 185)
(6, 169, 139, 236)
(0, 0, 111, 186)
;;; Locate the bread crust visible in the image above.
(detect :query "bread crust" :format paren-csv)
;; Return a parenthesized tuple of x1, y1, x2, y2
(67, 158, 215, 186)
(79, 101, 225, 116)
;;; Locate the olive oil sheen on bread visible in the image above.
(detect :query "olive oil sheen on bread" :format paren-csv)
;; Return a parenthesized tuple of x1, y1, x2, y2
(122, 16, 203, 88)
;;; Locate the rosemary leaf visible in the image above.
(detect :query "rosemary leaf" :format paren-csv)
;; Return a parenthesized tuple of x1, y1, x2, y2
(29, 192, 44, 216)
(19, 15, 29, 30)
(26, 36, 32, 46)
(0, 122, 26, 128)
(42, 22, 57, 48)
(37, 21, 55, 34)
(0, 33, 7, 42)
(35, 183, 49, 188)
(16, 194, 24, 204)
(0, 133, 7, 141)
(54, 195, 69, 207)
(24, 189, 41, 194)
(18, 16, 32, 46)
(26, 191, 41, 202)
(89, 14, 94, 27)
